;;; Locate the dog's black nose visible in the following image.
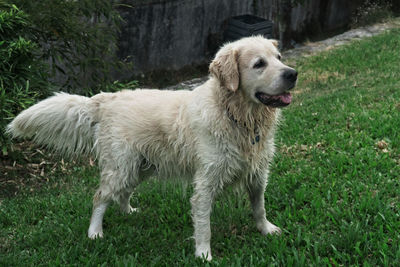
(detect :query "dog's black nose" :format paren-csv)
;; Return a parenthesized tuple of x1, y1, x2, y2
(282, 69, 298, 83)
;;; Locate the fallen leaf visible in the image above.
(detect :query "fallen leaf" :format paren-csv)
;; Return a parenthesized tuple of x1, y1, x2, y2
(376, 140, 388, 150)
(300, 145, 308, 151)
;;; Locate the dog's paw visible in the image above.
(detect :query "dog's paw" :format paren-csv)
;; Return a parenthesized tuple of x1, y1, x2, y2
(258, 221, 282, 236)
(128, 206, 139, 214)
(266, 223, 281, 235)
(88, 230, 103, 239)
(195, 251, 212, 262)
(121, 205, 139, 214)
(195, 246, 212, 261)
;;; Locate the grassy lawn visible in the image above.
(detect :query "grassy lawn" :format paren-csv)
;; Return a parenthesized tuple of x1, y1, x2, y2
(1, 29, 400, 266)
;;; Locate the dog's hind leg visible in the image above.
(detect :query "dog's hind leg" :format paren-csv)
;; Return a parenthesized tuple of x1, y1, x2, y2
(88, 167, 134, 239)
(88, 176, 137, 238)
(118, 190, 137, 214)
(247, 173, 281, 235)
(88, 187, 111, 239)
(88, 166, 119, 239)
(117, 157, 153, 214)
(88, 152, 147, 238)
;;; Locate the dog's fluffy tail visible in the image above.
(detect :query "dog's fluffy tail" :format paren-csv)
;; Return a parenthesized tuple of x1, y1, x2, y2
(7, 92, 97, 157)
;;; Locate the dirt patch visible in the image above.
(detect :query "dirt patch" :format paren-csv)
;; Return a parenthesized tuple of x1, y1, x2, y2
(0, 142, 91, 198)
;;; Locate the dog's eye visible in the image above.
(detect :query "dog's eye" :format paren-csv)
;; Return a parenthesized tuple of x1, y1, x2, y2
(277, 54, 282, 60)
(253, 59, 266, 69)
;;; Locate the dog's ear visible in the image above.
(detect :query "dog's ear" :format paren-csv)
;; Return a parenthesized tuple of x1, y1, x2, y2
(209, 46, 239, 92)
(270, 39, 279, 48)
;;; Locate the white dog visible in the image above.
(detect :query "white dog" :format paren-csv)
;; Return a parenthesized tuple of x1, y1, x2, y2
(8, 36, 297, 260)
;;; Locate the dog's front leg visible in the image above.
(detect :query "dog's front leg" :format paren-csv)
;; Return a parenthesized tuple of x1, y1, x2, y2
(191, 172, 216, 261)
(247, 176, 281, 235)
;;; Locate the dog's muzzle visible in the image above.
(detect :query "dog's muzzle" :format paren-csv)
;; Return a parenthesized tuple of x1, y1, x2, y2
(255, 69, 298, 108)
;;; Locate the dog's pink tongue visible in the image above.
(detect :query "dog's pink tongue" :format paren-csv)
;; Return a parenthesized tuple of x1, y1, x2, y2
(279, 92, 292, 104)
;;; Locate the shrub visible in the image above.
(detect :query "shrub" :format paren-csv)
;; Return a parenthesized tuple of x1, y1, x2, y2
(0, 4, 50, 155)
(1, 1, 137, 155)
(11, 0, 132, 94)
(351, 0, 393, 27)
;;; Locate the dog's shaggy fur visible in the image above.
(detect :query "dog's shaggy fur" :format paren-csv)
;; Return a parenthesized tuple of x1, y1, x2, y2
(7, 36, 297, 260)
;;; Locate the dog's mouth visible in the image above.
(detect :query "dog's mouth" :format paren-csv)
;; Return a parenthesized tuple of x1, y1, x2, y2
(255, 92, 292, 107)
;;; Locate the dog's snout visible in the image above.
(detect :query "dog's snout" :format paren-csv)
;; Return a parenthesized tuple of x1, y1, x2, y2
(282, 69, 298, 83)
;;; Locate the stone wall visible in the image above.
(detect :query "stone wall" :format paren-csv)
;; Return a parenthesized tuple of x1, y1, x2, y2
(117, 0, 363, 75)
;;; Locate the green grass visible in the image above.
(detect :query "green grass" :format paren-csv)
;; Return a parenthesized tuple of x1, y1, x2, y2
(1, 29, 400, 266)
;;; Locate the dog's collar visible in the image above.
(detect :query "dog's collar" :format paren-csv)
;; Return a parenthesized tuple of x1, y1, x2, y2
(226, 108, 260, 145)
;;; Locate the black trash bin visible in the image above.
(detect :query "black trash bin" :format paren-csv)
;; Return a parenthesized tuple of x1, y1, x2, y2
(224, 14, 274, 42)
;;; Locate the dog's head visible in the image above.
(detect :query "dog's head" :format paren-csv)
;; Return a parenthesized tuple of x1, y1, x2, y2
(209, 36, 297, 107)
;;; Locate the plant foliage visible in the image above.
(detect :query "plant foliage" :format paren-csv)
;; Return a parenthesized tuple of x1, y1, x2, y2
(11, 0, 131, 93)
(351, 0, 394, 27)
(0, 3, 49, 155)
(0, 1, 134, 155)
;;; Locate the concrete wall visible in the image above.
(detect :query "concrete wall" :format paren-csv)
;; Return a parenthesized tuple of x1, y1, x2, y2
(117, 0, 363, 74)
